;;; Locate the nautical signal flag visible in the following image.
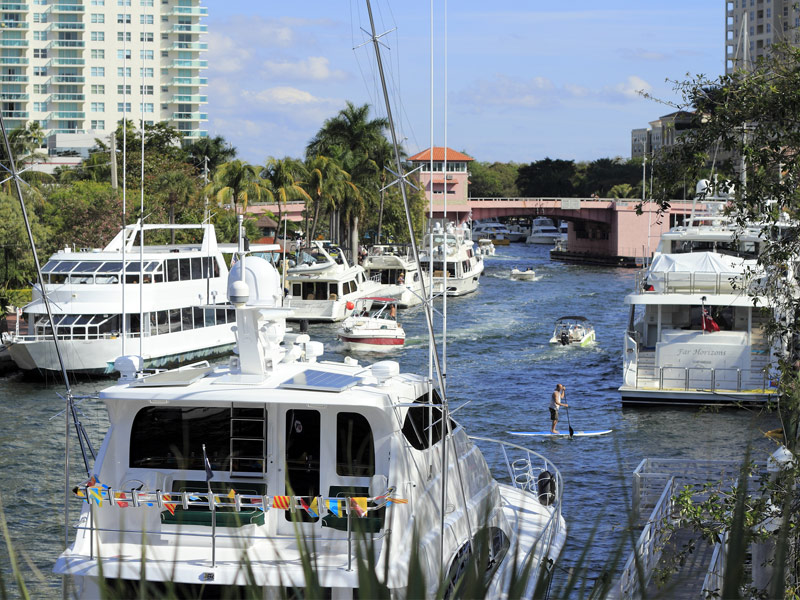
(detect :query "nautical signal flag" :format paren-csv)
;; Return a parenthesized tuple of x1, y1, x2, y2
(349, 497, 367, 518)
(300, 497, 319, 518)
(163, 494, 176, 516)
(273, 495, 290, 510)
(202, 444, 214, 482)
(326, 498, 344, 517)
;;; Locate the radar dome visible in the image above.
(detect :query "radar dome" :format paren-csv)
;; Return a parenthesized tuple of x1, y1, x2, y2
(228, 256, 282, 307)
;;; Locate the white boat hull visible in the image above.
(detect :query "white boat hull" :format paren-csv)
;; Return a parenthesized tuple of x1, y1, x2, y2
(526, 233, 561, 245)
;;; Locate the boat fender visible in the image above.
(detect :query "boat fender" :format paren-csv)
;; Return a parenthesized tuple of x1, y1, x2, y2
(346, 301, 355, 310)
(537, 470, 556, 506)
(560, 331, 570, 346)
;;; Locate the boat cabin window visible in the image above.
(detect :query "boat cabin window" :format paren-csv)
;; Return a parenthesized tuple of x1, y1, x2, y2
(432, 262, 457, 278)
(292, 281, 333, 300)
(129, 406, 266, 474)
(402, 389, 455, 451)
(285, 409, 320, 522)
(336, 412, 374, 477)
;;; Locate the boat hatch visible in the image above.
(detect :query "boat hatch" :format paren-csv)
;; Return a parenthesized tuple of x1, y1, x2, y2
(280, 369, 362, 392)
(132, 365, 215, 387)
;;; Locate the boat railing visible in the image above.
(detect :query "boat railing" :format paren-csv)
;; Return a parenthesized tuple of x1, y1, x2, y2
(634, 364, 774, 394)
(635, 269, 748, 295)
(469, 436, 564, 570)
(702, 531, 728, 597)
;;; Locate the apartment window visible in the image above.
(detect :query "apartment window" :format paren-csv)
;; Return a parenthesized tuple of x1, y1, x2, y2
(140, 84, 153, 95)
(33, 13, 47, 23)
(90, 49, 105, 59)
(91, 120, 105, 129)
(140, 32, 153, 42)
(33, 31, 47, 41)
(91, 0, 106, 5)
(160, 103, 167, 110)
(91, 13, 105, 23)
(33, 84, 46, 94)
(90, 66, 105, 77)
(140, 50, 153, 60)
(33, 49, 47, 59)
(161, 33, 168, 40)
(33, 102, 47, 112)
(161, 50, 168, 57)
(117, 49, 132, 59)
(117, 13, 131, 24)
(91, 84, 105, 94)
(142, 102, 153, 113)
(117, 102, 131, 112)
(117, 31, 131, 42)
(33, 66, 47, 76)
(90, 102, 105, 112)
(767, 23, 771, 32)
(91, 32, 105, 41)
(140, 67, 153, 78)
(117, 66, 131, 77)
(117, 84, 131, 94)
(117, 0, 131, 4)
(767, 7, 771, 17)
(139, 14, 153, 24)
(140, 0, 153, 5)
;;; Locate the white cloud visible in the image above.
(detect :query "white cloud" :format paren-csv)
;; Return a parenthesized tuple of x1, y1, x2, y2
(243, 86, 325, 106)
(603, 75, 652, 101)
(262, 56, 347, 82)
(207, 32, 252, 74)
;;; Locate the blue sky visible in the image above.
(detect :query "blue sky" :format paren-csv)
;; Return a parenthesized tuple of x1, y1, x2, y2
(204, 1, 723, 165)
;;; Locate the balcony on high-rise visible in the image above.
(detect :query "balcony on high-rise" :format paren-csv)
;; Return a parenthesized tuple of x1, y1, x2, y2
(173, 112, 207, 121)
(170, 59, 207, 69)
(171, 76, 207, 86)
(170, 24, 207, 34)
(170, 41, 207, 52)
(170, 6, 207, 17)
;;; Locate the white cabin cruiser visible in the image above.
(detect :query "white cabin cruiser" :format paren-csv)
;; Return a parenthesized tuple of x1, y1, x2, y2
(419, 222, 484, 297)
(285, 241, 382, 322)
(1, 224, 236, 376)
(477, 239, 496, 256)
(550, 316, 595, 346)
(361, 244, 428, 308)
(472, 221, 511, 246)
(620, 182, 779, 406)
(338, 297, 405, 352)
(54, 252, 566, 598)
(525, 218, 561, 245)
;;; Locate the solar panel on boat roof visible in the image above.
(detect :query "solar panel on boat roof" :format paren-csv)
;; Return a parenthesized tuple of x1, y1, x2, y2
(280, 369, 362, 392)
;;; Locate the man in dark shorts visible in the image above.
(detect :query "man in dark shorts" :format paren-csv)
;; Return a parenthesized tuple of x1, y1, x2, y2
(549, 383, 568, 434)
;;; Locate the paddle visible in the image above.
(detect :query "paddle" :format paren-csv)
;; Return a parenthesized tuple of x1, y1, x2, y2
(564, 391, 574, 439)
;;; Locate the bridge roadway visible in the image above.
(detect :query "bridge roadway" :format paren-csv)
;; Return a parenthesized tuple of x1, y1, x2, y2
(248, 196, 698, 267)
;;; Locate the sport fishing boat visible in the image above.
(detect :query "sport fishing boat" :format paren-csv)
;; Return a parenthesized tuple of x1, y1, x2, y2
(471, 220, 512, 246)
(54, 250, 566, 598)
(549, 316, 595, 346)
(337, 297, 405, 352)
(361, 244, 428, 308)
(1, 224, 236, 376)
(285, 241, 383, 322)
(419, 222, 484, 297)
(620, 181, 779, 406)
(525, 218, 561, 245)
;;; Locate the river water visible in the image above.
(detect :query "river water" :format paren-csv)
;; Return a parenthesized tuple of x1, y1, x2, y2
(0, 243, 780, 597)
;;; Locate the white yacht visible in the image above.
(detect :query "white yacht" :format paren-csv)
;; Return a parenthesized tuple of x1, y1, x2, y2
(54, 252, 566, 598)
(361, 244, 428, 308)
(620, 182, 779, 406)
(419, 222, 484, 297)
(471, 220, 511, 245)
(1, 224, 237, 376)
(285, 241, 383, 322)
(525, 217, 561, 245)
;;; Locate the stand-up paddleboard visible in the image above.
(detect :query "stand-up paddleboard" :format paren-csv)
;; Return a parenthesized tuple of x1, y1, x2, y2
(507, 430, 612, 438)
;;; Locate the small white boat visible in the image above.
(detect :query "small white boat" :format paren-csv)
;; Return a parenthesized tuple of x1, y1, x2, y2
(338, 297, 405, 352)
(477, 238, 495, 256)
(550, 316, 596, 346)
(526, 217, 561, 245)
(510, 267, 536, 280)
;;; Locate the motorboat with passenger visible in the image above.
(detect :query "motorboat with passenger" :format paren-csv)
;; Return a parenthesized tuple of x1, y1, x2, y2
(337, 297, 404, 352)
(419, 222, 484, 297)
(284, 241, 383, 322)
(511, 267, 536, 281)
(54, 247, 567, 598)
(550, 316, 595, 346)
(361, 244, 427, 308)
(620, 181, 779, 406)
(476, 238, 496, 256)
(526, 218, 561, 245)
(1, 224, 237, 376)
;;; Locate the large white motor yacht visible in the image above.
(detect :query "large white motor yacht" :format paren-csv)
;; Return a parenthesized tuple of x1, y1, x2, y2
(2, 224, 237, 376)
(54, 251, 566, 598)
(285, 241, 383, 322)
(361, 244, 428, 308)
(620, 181, 780, 406)
(525, 217, 561, 245)
(471, 220, 512, 245)
(419, 222, 484, 296)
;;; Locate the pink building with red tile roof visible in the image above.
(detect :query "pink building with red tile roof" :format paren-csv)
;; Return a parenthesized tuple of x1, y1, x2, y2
(408, 147, 473, 222)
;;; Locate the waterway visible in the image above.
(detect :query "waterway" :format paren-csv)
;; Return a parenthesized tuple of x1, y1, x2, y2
(0, 243, 780, 597)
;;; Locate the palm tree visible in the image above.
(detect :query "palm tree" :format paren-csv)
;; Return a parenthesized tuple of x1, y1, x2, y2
(306, 102, 388, 253)
(185, 135, 237, 177)
(261, 157, 310, 236)
(205, 160, 267, 213)
(304, 155, 358, 244)
(154, 170, 196, 243)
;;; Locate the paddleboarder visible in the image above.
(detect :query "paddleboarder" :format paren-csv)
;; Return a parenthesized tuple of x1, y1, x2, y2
(549, 383, 568, 434)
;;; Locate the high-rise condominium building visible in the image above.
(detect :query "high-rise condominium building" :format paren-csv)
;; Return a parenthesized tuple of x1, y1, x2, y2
(725, 0, 800, 73)
(0, 0, 207, 164)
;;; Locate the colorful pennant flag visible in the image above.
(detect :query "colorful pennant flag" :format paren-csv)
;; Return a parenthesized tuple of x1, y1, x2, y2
(299, 497, 319, 518)
(349, 497, 367, 518)
(326, 498, 343, 517)
(162, 494, 176, 515)
(273, 495, 290, 510)
(114, 492, 129, 508)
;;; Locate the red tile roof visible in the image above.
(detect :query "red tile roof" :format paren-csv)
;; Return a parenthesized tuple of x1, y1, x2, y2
(408, 147, 474, 162)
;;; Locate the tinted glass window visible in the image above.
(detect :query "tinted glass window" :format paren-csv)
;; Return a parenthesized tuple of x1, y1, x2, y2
(179, 259, 191, 281)
(181, 307, 194, 330)
(401, 389, 453, 451)
(191, 257, 202, 279)
(53, 261, 79, 273)
(97, 262, 123, 273)
(336, 413, 374, 477)
(166, 259, 179, 282)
